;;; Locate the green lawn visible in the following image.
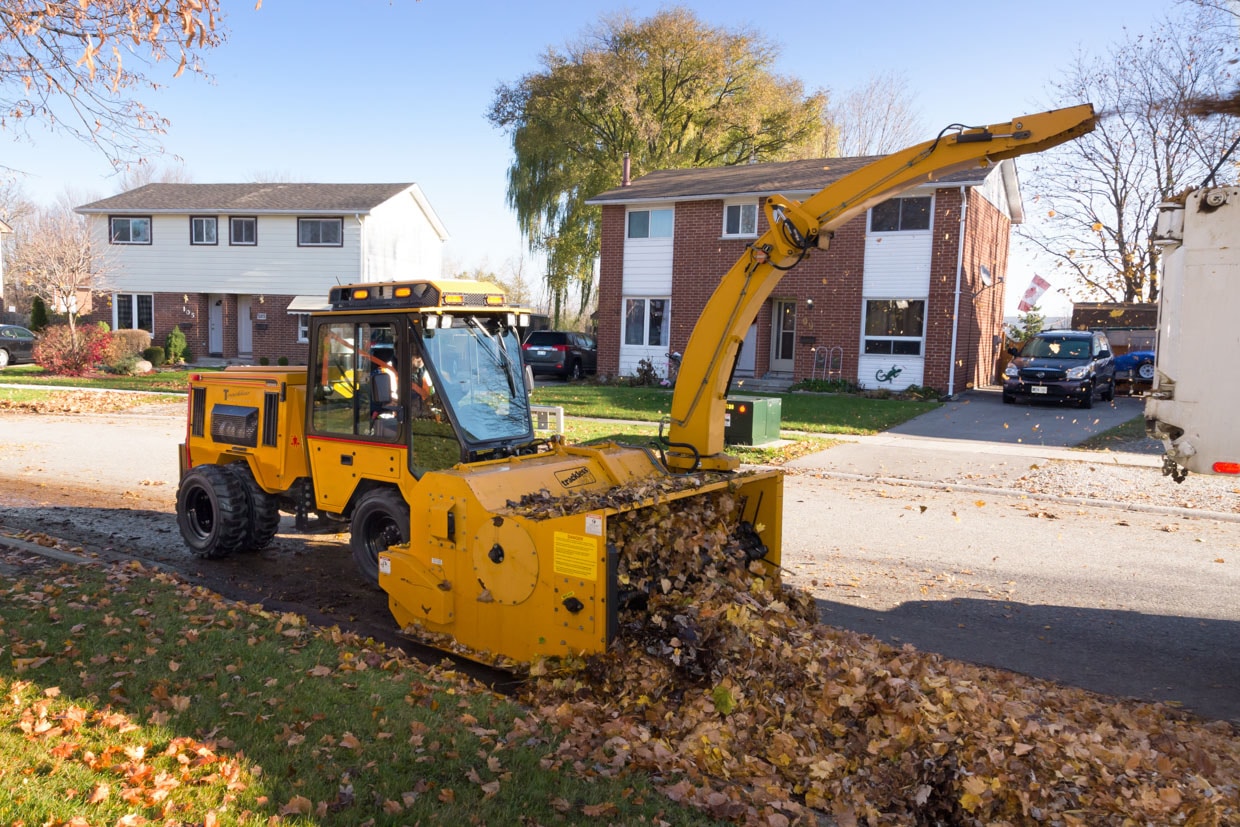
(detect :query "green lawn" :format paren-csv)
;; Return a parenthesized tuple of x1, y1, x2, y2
(1, 366, 938, 435)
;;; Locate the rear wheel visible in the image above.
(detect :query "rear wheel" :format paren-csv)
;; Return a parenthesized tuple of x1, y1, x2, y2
(350, 489, 410, 584)
(568, 360, 583, 381)
(1137, 361, 1155, 381)
(176, 465, 248, 558)
(0, 349, 9, 368)
(226, 463, 281, 551)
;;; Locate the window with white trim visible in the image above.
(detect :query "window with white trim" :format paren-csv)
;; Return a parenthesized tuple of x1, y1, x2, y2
(863, 299, 925, 355)
(296, 314, 310, 343)
(298, 217, 343, 246)
(869, 196, 931, 232)
(190, 216, 217, 245)
(115, 293, 154, 334)
(110, 216, 151, 245)
(623, 298, 670, 347)
(626, 209, 673, 239)
(723, 201, 757, 237)
(230, 216, 257, 246)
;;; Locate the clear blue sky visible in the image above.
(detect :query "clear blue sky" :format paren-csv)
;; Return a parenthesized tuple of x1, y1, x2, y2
(3, 0, 1178, 316)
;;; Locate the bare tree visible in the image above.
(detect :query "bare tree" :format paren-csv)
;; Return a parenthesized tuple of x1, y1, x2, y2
(7, 203, 103, 340)
(116, 162, 192, 193)
(0, 179, 34, 311)
(0, 0, 226, 167)
(1018, 6, 1240, 304)
(826, 71, 925, 156)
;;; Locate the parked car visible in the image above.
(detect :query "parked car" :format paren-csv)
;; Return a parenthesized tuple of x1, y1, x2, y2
(1002, 329, 1116, 409)
(0, 324, 36, 368)
(1113, 349, 1156, 383)
(522, 330, 597, 380)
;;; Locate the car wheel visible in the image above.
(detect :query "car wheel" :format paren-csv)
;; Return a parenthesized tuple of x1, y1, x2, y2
(0, 348, 9, 368)
(1002, 392, 1015, 404)
(1137, 361, 1155, 381)
(1079, 387, 1094, 409)
(350, 488, 410, 585)
(568, 360, 583, 381)
(226, 463, 281, 552)
(1101, 379, 1115, 402)
(175, 465, 249, 559)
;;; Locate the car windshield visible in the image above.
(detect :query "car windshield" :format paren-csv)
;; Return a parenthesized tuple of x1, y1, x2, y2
(1021, 337, 1090, 360)
(421, 318, 532, 447)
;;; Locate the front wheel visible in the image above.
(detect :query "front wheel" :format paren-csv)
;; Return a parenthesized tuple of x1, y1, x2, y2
(350, 489, 410, 584)
(176, 465, 249, 558)
(1137, 361, 1155, 382)
(1101, 379, 1115, 402)
(1079, 387, 1094, 409)
(0, 348, 9, 368)
(1002, 392, 1015, 405)
(567, 360, 583, 381)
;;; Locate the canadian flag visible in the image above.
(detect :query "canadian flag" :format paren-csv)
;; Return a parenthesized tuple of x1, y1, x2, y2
(1017, 274, 1051, 312)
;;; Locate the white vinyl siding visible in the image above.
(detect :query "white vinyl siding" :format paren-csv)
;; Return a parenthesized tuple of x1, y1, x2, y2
(860, 196, 934, 390)
(91, 214, 361, 295)
(621, 204, 674, 296)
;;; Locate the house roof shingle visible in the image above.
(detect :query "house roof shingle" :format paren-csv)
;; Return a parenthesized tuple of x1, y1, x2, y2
(586, 156, 994, 205)
(76, 183, 418, 214)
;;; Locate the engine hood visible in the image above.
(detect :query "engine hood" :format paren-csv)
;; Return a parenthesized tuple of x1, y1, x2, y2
(1012, 356, 1089, 371)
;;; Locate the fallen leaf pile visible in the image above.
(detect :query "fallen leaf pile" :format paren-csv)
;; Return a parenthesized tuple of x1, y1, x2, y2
(522, 489, 1240, 825)
(0, 390, 155, 415)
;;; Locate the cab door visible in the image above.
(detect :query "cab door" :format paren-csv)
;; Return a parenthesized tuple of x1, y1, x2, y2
(305, 317, 409, 513)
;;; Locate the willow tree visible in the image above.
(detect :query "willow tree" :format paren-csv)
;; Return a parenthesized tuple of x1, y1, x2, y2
(0, 0, 225, 167)
(1018, 6, 1239, 305)
(488, 7, 829, 324)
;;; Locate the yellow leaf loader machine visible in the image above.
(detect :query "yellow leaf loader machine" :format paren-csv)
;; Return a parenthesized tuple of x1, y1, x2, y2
(176, 105, 1095, 664)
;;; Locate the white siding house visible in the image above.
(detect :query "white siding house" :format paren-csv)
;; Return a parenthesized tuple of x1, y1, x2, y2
(76, 183, 448, 363)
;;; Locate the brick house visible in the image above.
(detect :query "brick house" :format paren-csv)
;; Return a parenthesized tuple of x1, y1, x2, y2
(75, 183, 448, 364)
(587, 157, 1021, 395)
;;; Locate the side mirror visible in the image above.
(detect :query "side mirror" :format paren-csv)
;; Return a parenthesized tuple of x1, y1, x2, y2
(1006, 346, 1020, 357)
(373, 370, 394, 405)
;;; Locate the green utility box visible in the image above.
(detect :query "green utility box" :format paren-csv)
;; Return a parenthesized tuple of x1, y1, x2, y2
(724, 395, 782, 446)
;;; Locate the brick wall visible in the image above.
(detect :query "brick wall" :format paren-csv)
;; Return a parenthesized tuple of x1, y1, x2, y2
(81, 292, 312, 365)
(595, 185, 1011, 390)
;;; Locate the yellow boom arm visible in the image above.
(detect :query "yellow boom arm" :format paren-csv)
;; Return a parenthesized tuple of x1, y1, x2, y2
(665, 104, 1096, 471)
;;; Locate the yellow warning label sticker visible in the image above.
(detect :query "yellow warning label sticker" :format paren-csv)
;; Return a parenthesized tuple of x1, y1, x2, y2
(553, 531, 598, 581)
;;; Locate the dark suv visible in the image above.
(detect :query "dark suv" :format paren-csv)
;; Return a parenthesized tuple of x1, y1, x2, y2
(522, 330, 597, 380)
(1002, 330, 1116, 408)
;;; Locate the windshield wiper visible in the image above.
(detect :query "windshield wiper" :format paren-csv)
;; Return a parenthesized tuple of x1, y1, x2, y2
(467, 317, 518, 398)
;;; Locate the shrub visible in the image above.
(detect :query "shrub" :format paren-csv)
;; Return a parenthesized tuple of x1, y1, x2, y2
(628, 357, 662, 387)
(142, 345, 166, 366)
(900, 384, 943, 401)
(109, 328, 151, 358)
(790, 377, 861, 394)
(103, 354, 141, 376)
(165, 325, 188, 364)
(33, 324, 112, 376)
(277, 356, 289, 366)
(258, 356, 270, 366)
(28, 297, 49, 332)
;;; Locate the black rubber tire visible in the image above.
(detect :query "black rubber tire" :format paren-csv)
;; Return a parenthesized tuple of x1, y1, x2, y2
(1101, 379, 1115, 403)
(226, 463, 281, 552)
(0, 348, 9, 368)
(350, 489, 410, 584)
(176, 465, 249, 559)
(1002, 393, 1015, 404)
(1137, 361, 1155, 381)
(568, 360, 583, 381)
(1079, 387, 1094, 409)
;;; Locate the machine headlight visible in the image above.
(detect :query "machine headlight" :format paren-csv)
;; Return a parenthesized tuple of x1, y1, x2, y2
(1003, 364, 1020, 378)
(1065, 365, 1090, 380)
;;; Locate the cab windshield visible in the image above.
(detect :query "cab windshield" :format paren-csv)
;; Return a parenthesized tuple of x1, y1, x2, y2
(421, 317, 532, 449)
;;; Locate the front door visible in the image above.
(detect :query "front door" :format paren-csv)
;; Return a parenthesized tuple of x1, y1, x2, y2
(737, 322, 757, 376)
(237, 295, 253, 356)
(208, 294, 224, 356)
(771, 300, 796, 374)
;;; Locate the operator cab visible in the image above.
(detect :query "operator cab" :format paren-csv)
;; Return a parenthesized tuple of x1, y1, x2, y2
(307, 280, 537, 474)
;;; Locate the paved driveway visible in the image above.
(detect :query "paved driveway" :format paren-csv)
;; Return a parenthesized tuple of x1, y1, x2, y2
(887, 387, 1146, 446)
(787, 388, 1159, 483)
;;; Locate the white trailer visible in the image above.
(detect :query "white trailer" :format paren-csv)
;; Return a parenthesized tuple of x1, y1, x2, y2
(1146, 186, 1240, 481)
